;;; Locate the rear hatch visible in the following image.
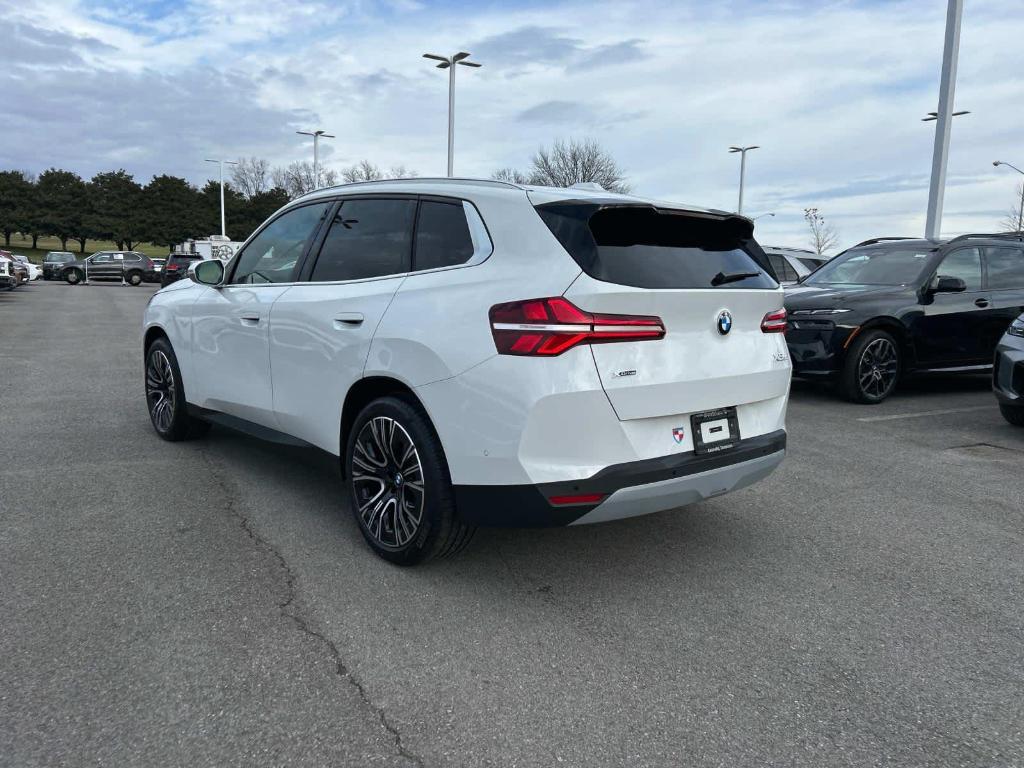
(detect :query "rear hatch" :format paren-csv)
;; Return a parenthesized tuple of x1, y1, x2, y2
(535, 201, 789, 421)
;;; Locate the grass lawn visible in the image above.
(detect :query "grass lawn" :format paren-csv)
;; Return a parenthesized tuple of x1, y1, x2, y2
(2, 234, 168, 263)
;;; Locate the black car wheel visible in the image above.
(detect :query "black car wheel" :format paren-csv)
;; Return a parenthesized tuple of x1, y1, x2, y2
(841, 329, 901, 404)
(65, 269, 82, 285)
(127, 270, 143, 286)
(999, 403, 1024, 426)
(345, 396, 474, 565)
(145, 337, 211, 441)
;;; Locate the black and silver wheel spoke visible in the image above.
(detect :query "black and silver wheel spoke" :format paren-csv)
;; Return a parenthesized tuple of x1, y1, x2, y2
(858, 338, 897, 398)
(351, 416, 424, 549)
(145, 350, 176, 432)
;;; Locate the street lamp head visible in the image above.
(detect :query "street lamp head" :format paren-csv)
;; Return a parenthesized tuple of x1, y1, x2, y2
(994, 161, 1002, 167)
(728, 147, 742, 153)
(452, 52, 471, 62)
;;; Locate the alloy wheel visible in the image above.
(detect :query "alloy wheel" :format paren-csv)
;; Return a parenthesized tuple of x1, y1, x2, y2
(857, 337, 898, 399)
(146, 349, 176, 432)
(351, 416, 425, 549)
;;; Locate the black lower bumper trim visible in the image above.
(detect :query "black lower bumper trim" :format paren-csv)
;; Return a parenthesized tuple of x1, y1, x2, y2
(454, 429, 786, 528)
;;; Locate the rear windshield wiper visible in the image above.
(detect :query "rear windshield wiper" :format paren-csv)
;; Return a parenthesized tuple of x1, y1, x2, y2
(711, 271, 760, 287)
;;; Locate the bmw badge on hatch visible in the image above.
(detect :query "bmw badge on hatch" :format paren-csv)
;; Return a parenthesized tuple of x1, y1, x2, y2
(717, 310, 733, 336)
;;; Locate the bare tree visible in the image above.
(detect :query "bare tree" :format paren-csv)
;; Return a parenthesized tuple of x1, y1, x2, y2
(271, 161, 338, 199)
(231, 157, 271, 198)
(804, 207, 839, 255)
(342, 160, 383, 183)
(491, 167, 532, 185)
(341, 161, 418, 183)
(1000, 182, 1024, 233)
(528, 138, 631, 193)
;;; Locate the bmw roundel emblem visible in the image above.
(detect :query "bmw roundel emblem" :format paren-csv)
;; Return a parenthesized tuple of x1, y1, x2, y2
(717, 310, 733, 336)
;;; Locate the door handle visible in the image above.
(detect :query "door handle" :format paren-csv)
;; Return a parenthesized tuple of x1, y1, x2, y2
(239, 314, 261, 326)
(974, 298, 989, 308)
(333, 313, 364, 328)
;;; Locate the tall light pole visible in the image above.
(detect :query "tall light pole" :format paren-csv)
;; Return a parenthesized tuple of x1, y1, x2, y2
(729, 145, 759, 215)
(423, 51, 482, 177)
(205, 158, 239, 237)
(923, 0, 964, 240)
(296, 129, 335, 190)
(994, 160, 1024, 232)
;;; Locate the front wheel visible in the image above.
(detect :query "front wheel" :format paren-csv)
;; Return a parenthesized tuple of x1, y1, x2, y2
(145, 338, 211, 441)
(840, 329, 901, 404)
(65, 269, 82, 285)
(1000, 403, 1024, 426)
(345, 396, 474, 565)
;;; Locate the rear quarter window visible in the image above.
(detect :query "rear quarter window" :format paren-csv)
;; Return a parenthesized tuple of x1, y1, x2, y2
(536, 203, 777, 289)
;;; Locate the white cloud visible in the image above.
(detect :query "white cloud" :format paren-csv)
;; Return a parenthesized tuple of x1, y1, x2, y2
(1, 0, 1022, 249)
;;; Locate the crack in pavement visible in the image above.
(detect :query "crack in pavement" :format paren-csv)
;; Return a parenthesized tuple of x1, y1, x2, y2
(199, 448, 426, 768)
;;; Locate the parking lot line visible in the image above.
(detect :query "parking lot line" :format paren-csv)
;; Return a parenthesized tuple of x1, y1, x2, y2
(856, 405, 996, 422)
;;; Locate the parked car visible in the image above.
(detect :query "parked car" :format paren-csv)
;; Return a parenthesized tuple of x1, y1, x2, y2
(994, 313, 1024, 426)
(42, 251, 77, 280)
(159, 253, 203, 287)
(11, 254, 41, 281)
(62, 251, 154, 285)
(1, 250, 29, 286)
(762, 246, 830, 286)
(785, 234, 1024, 403)
(0, 253, 15, 290)
(143, 178, 791, 564)
(146, 258, 166, 283)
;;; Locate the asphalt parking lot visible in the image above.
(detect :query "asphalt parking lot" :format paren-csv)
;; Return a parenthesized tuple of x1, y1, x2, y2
(2, 280, 1022, 768)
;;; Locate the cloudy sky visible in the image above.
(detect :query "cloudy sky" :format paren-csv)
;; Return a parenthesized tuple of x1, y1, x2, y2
(2, 0, 1022, 249)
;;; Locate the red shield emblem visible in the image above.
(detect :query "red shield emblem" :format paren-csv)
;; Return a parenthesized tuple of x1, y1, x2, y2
(672, 427, 686, 444)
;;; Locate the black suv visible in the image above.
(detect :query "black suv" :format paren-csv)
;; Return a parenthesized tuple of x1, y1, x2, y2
(785, 234, 1024, 403)
(62, 251, 154, 285)
(160, 253, 203, 287)
(42, 251, 76, 279)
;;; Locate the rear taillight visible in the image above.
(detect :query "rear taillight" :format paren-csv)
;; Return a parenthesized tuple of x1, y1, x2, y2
(548, 493, 606, 506)
(489, 297, 665, 356)
(761, 308, 787, 333)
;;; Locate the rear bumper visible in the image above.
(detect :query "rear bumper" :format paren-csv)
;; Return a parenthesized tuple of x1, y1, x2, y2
(454, 429, 786, 527)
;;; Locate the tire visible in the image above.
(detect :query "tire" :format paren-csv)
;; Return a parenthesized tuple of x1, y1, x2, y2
(65, 269, 82, 285)
(1000, 403, 1024, 426)
(127, 271, 143, 286)
(144, 337, 211, 441)
(344, 396, 474, 565)
(840, 329, 901, 404)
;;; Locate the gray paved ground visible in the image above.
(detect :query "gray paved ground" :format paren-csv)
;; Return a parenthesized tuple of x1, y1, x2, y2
(1, 280, 1022, 768)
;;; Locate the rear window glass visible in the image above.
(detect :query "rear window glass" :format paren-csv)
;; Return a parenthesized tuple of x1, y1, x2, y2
(535, 204, 776, 289)
(168, 255, 202, 266)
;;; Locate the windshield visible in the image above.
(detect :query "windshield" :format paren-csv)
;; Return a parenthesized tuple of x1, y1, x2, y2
(806, 248, 934, 286)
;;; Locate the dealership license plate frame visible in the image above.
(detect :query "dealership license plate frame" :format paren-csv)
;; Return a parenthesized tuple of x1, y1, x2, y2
(690, 407, 741, 455)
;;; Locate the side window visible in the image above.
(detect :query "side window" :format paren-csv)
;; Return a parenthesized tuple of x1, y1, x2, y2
(937, 248, 982, 291)
(231, 202, 329, 284)
(414, 200, 474, 271)
(767, 254, 796, 282)
(310, 198, 415, 282)
(124, 253, 142, 262)
(985, 247, 1024, 289)
(92, 253, 112, 263)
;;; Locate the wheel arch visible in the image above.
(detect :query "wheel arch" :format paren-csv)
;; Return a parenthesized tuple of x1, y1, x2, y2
(852, 316, 912, 367)
(339, 376, 436, 477)
(143, 324, 170, 353)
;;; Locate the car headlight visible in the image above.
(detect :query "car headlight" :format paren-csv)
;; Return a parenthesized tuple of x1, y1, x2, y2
(1008, 319, 1024, 338)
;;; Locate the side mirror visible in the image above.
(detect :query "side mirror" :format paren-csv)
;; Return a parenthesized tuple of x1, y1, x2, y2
(191, 259, 225, 286)
(932, 275, 967, 293)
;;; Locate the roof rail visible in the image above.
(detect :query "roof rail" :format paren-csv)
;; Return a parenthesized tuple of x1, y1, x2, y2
(944, 231, 1024, 245)
(850, 237, 918, 248)
(294, 176, 526, 201)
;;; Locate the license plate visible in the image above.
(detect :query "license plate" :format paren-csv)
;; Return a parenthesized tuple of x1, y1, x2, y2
(690, 407, 740, 455)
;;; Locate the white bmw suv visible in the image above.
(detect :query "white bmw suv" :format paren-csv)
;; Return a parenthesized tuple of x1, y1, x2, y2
(143, 179, 790, 564)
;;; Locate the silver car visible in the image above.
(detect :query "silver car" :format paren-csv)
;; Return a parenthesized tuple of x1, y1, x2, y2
(763, 246, 830, 286)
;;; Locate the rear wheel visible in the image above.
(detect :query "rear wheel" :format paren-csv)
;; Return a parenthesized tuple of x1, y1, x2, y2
(999, 403, 1024, 426)
(840, 329, 900, 404)
(65, 269, 82, 285)
(345, 396, 474, 565)
(145, 337, 211, 441)
(127, 270, 143, 286)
